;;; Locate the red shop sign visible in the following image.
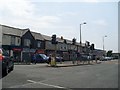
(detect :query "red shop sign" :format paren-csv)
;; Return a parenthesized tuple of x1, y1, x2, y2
(13, 48, 22, 51)
(36, 50, 44, 54)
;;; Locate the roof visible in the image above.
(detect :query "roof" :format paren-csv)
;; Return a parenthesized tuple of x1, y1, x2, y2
(42, 34, 51, 41)
(1, 24, 28, 37)
(94, 49, 104, 51)
(31, 32, 44, 40)
(21, 29, 29, 36)
(1, 24, 89, 47)
(56, 38, 64, 43)
(56, 37, 72, 44)
(43, 35, 86, 46)
(66, 39, 72, 44)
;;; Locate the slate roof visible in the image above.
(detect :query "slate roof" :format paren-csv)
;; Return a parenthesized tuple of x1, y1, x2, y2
(42, 34, 51, 41)
(31, 32, 44, 40)
(1, 24, 86, 47)
(1, 24, 28, 37)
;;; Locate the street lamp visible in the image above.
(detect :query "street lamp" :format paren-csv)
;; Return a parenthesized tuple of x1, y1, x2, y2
(103, 35, 107, 51)
(80, 22, 86, 53)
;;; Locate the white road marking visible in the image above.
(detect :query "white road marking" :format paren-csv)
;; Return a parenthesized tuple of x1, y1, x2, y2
(27, 80, 37, 83)
(27, 80, 65, 89)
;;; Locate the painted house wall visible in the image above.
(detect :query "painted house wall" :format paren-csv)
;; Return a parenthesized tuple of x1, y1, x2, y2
(45, 40, 55, 50)
(2, 34, 11, 45)
(2, 34, 21, 46)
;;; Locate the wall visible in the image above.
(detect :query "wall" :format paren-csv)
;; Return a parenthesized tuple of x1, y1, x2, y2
(2, 34, 11, 45)
(45, 40, 55, 50)
(2, 34, 21, 46)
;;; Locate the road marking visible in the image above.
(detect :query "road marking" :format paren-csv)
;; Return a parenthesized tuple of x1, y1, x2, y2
(10, 79, 71, 89)
(27, 80, 66, 89)
(27, 80, 37, 83)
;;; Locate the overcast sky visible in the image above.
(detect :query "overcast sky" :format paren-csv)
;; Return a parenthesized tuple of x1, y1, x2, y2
(0, 0, 119, 53)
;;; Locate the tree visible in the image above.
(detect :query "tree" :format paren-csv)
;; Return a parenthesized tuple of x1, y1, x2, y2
(107, 50, 113, 57)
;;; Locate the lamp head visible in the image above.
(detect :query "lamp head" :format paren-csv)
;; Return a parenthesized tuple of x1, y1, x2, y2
(105, 35, 107, 37)
(83, 22, 87, 24)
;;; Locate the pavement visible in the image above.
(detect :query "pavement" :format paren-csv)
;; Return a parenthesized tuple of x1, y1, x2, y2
(14, 59, 118, 67)
(14, 60, 102, 67)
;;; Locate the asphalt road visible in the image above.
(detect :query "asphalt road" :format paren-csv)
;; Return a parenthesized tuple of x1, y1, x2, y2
(2, 60, 118, 89)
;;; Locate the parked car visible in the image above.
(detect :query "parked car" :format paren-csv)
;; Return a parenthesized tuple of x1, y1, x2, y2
(100, 56, 113, 61)
(56, 56, 64, 62)
(31, 54, 49, 63)
(0, 48, 14, 76)
(78, 54, 94, 62)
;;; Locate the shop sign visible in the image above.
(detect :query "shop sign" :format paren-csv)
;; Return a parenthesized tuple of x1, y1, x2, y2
(13, 48, 22, 51)
(36, 50, 44, 54)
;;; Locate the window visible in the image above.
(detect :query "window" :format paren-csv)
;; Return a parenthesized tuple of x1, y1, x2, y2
(64, 45, 67, 50)
(18, 38, 20, 44)
(37, 41, 41, 48)
(11, 36, 15, 45)
(24, 39, 31, 47)
(64, 47, 66, 49)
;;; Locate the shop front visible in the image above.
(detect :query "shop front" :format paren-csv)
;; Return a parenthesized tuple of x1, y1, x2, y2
(62, 51, 69, 61)
(2, 45, 22, 62)
(2, 45, 11, 55)
(22, 48, 36, 63)
(12, 48, 22, 62)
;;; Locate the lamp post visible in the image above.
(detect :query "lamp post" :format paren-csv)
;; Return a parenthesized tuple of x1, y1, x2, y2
(80, 22, 86, 53)
(103, 35, 107, 51)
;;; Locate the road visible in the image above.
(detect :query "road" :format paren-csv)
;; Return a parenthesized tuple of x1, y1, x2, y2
(2, 60, 118, 89)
